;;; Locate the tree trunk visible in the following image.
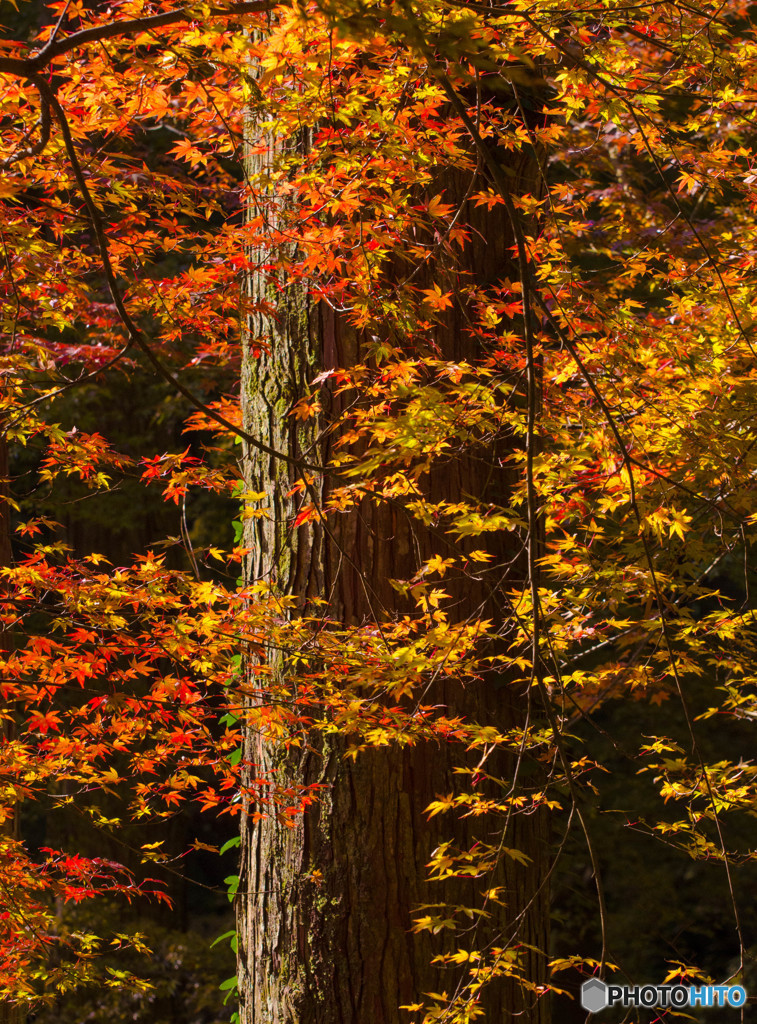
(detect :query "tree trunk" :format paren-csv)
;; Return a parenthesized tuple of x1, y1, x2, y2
(237, 54, 549, 1024)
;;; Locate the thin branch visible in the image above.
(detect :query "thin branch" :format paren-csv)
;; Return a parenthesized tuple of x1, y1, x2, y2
(0, 86, 51, 170)
(36, 76, 328, 475)
(0, 2, 277, 78)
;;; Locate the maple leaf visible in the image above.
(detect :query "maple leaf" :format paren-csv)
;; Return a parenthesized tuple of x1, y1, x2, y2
(421, 283, 454, 310)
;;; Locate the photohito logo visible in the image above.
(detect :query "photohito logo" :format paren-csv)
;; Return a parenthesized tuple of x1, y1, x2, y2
(580, 978, 747, 1013)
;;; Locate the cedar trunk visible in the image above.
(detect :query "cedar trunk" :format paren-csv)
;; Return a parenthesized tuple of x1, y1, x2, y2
(237, 76, 549, 1024)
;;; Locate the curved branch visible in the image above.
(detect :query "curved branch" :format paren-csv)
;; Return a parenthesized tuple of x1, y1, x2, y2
(36, 75, 327, 475)
(0, 85, 51, 170)
(0, 2, 277, 79)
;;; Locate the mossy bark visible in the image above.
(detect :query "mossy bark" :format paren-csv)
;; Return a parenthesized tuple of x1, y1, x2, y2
(237, 98, 550, 1024)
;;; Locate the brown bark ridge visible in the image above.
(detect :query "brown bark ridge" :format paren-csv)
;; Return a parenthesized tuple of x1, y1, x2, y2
(236, 64, 550, 1024)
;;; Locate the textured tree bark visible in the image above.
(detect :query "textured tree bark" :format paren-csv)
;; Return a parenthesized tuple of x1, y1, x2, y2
(236, 68, 550, 1024)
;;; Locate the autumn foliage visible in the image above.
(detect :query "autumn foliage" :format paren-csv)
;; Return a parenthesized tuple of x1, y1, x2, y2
(2, 0, 757, 1018)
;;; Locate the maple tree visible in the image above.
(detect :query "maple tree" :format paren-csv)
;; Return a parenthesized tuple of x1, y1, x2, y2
(2, 0, 757, 1022)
